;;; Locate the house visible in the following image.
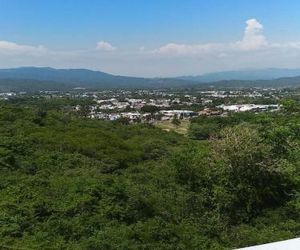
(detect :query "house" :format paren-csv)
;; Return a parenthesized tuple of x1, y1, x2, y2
(199, 108, 222, 116)
(160, 110, 198, 120)
(217, 104, 280, 112)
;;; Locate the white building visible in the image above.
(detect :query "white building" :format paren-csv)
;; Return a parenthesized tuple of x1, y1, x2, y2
(217, 104, 279, 112)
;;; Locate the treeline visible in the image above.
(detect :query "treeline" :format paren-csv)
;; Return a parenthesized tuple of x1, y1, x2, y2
(0, 99, 299, 249)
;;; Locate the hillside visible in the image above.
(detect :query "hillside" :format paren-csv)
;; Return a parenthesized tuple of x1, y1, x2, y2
(201, 77, 300, 88)
(0, 67, 300, 91)
(0, 99, 299, 249)
(0, 67, 193, 90)
(179, 68, 300, 82)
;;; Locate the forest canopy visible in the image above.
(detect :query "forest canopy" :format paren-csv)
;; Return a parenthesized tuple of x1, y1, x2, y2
(0, 99, 299, 249)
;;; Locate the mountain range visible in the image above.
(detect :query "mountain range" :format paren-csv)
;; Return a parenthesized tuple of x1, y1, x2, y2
(178, 68, 300, 82)
(0, 67, 193, 91)
(0, 67, 300, 92)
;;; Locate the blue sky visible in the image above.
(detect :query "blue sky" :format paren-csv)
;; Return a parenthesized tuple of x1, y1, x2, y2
(1, 0, 300, 76)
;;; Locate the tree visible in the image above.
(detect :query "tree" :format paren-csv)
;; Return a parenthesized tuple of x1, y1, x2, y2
(281, 99, 300, 113)
(116, 117, 130, 125)
(172, 116, 181, 127)
(188, 123, 218, 140)
(78, 105, 90, 117)
(141, 105, 160, 114)
(211, 125, 295, 222)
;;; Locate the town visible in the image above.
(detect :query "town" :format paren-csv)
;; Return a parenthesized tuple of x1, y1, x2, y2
(1, 87, 296, 123)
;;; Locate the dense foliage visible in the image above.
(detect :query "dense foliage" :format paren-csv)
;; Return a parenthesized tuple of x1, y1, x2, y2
(0, 99, 299, 249)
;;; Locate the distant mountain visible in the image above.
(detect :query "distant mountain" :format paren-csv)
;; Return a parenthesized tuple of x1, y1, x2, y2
(0, 67, 193, 91)
(0, 78, 70, 92)
(0, 67, 115, 84)
(0, 67, 300, 92)
(179, 68, 300, 82)
(199, 77, 300, 88)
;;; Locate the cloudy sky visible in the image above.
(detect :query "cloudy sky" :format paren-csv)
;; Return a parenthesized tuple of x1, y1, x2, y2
(1, 0, 300, 77)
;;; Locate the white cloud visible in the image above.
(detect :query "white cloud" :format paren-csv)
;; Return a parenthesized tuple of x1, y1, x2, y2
(270, 41, 300, 49)
(153, 43, 224, 56)
(96, 41, 116, 51)
(3, 19, 300, 76)
(0, 41, 47, 55)
(153, 18, 270, 57)
(234, 19, 267, 51)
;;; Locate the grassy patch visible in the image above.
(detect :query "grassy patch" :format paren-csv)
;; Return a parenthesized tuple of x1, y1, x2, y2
(154, 119, 190, 135)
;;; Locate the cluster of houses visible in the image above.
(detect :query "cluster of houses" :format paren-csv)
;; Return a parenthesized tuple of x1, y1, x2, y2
(217, 104, 280, 112)
(96, 98, 129, 110)
(0, 92, 17, 100)
(94, 97, 200, 110)
(83, 103, 280, 123)
(198, 90, 264, 98)
(50, 88, 283, 123)
(89, 112, 151, 122)
(88, 109, 197, 122)
(160, 110, 198, 120)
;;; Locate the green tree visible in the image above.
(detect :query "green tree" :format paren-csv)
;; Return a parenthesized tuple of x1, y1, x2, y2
(172, 116, 181, 127)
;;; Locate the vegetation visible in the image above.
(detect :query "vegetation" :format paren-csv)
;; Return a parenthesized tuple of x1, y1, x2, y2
(0, 68, 300, 92)
(0, 98, 299, 249)
(155, 119, 190, 135)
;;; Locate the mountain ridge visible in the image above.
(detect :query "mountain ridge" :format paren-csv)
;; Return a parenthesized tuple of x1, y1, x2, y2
(0, 67, 300, 91)
(0, 67, 194, 91)
(178, 68, 300, 82)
